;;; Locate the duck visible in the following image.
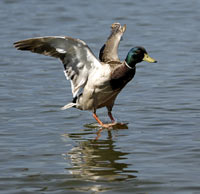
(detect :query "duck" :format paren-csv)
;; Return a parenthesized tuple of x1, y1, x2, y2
(13, 23, 157, 128)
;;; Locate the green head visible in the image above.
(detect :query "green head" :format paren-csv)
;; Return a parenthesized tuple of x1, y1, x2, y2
(125, 47, 157, 68)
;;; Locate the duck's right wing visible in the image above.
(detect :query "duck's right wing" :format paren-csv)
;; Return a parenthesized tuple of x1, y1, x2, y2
(14, 36, 102, 98)
(99, 23, 126, 62)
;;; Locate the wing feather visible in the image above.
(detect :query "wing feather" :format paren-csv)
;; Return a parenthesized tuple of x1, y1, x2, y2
(99, 23, 126, 62)
(14, 36, 101, 97)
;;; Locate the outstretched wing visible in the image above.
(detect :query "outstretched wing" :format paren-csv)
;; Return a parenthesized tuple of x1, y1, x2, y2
(14, 36, 102, 97)
(99, 23, 126, 62)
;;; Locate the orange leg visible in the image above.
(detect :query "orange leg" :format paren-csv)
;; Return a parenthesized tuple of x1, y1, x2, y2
(92, 112, 128, 130)
(93, 113, 105, 126)
(93, 113, 116, 128)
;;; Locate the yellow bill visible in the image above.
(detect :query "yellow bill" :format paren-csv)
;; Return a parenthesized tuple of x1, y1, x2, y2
(143, 53, 157, 63)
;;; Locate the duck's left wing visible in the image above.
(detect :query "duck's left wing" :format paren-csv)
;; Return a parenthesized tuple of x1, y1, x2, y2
(14, 36, 102, 97)
(99, 23, 126, 62)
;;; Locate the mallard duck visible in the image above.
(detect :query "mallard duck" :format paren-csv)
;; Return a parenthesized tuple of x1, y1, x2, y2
(13, 23, 157, 128)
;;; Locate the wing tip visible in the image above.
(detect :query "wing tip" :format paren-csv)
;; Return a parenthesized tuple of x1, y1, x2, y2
(13, 41, 21, 49)
(13, 40, 30, 51)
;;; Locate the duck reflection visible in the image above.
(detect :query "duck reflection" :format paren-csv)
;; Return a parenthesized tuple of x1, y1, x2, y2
(62, 129, 138, 182)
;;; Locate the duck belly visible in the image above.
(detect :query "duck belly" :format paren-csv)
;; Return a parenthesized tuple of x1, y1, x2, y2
(77, 85, 119, 111)
(76, 66, 119, 111)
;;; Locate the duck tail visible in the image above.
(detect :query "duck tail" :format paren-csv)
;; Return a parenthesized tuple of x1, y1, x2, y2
(61, 103, 77, 110)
